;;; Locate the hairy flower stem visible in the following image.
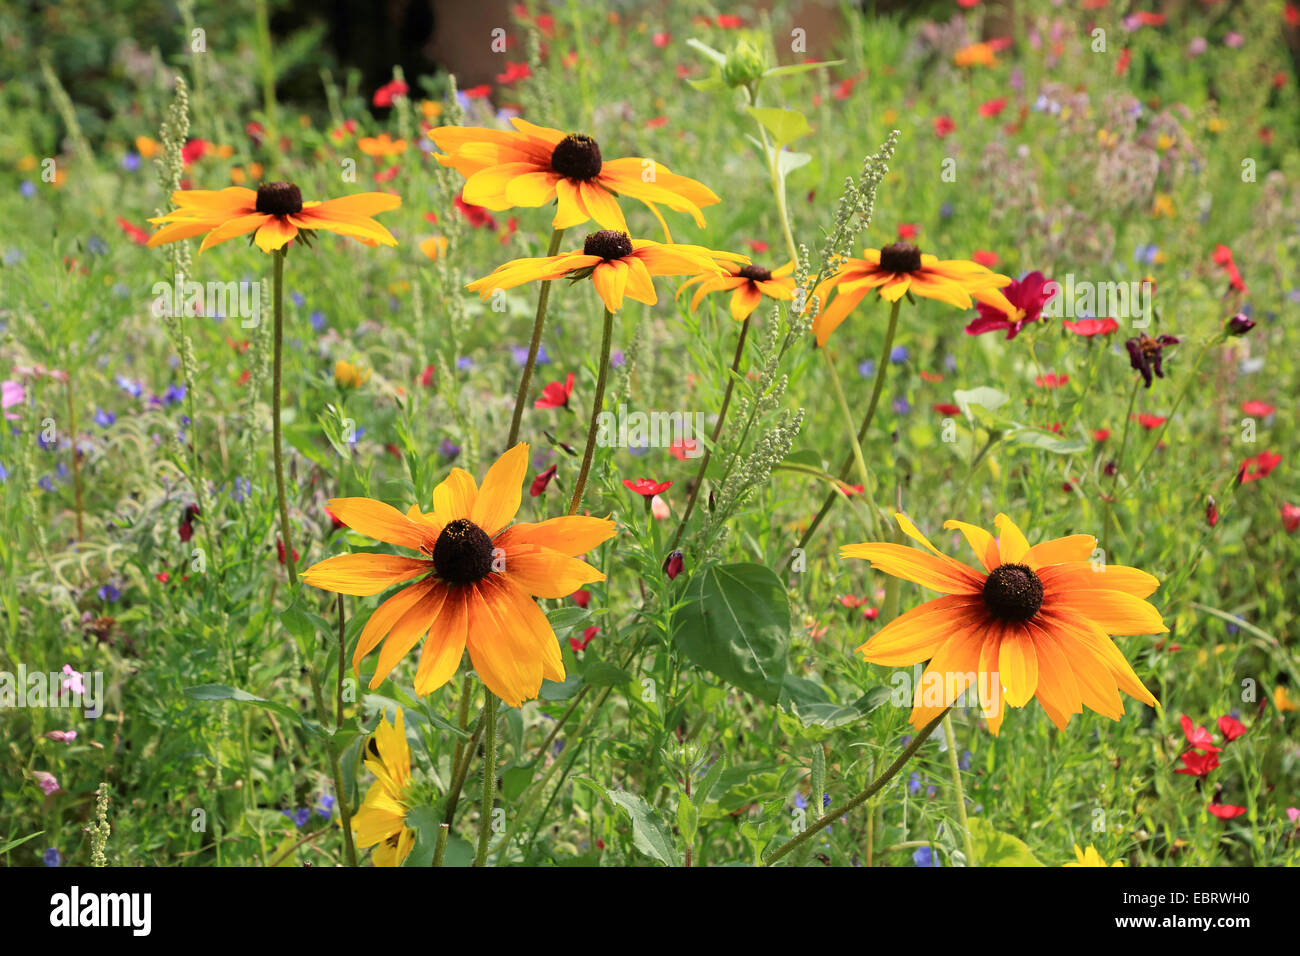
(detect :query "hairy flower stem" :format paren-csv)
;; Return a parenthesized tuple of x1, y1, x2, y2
(65, 379, 85, 542)
(568, 307, 615, 515)
(270, 249, 298, 585)
(474, 695, 499, 866)
(669, 315, 751, 550)
(332, 596, 357, 861)
(306, 663, 356, 866)
(762, 708, 950, 866)
(507, 227, 566, 446)
(942, 714, 976, 865)
(788, 299, 902, 568)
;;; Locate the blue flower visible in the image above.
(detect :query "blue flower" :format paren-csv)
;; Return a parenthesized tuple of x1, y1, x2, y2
(857, 359, 877, 378)
(939, 201, 954, 220)
(116, 376, 144, 398)
(39, 475, 56, 492)
(908, 772, 923, 795)
(456, 356, 475, 371)
(98, 583, 121, 603)
(309, 310, 327, 332)
(162, 383, 187, 405)
(912, 846, 940, 867)
(0, 461, 7, 483)
(44, 848, 61, 867)
(959, 749, 972, 771)
(121, 152, 141, 172)
(94, 408, 116, 428)
(232, 477, 252, 503)
(512, 345, 550, 366)
(316, 794, 336, 819)
(889, 346, 909, 364)
(87, 236, 109, 256)
(282, 807, 311, 828)
(20, 181, 36, 198)
(892, 397, 911, 415)
(290, 291, 305, 307)
(611, 351, 625, 368)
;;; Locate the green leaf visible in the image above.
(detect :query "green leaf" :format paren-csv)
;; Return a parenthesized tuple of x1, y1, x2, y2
(583, 660, 633, 687)
(540, 674, 584, 701)
(745, 107, 811, 147)
(404, 806, 473, 867)
(952, 386, 1011, 422)
(762, 59, 845, 79)
(1008, 428, 1088, 455)
(545, 606, 591, 637)
(671, 562, 790, 704)
(777, 149, 813, 177)
(781, 684, 891, 729)
(0, 831, 44, 854)
(184, 684, 302, 725)
(607, 790, 680, 866)
(968, 818, 1044, 867)
(685, 38, 728, 66)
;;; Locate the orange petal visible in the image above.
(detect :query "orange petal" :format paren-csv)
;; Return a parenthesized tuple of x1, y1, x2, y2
(301, 553, 431, 596)
(253, 216, 299, 252)
(352, 578, 438, 674)
(994, 513, 1030, 564)
(328, 497, 436, 551)
(470, 443, 528, 536)
(1024, 534, 1097, 568)
(503, 545, 605, 597)
(840, 542, 985, 595)
(369, 582, 449, 689)
(494, 514, 617, 557)
(413, 587, 468, 696)
(431, 468, 479, 526)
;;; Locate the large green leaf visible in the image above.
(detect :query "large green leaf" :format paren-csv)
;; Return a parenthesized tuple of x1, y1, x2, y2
(671, 563, 790, 703)
(745, 106, 811, 147)
(968, 818, 1044, 867)
(184, 683, 302, 725)
(606, 790, 680, 867)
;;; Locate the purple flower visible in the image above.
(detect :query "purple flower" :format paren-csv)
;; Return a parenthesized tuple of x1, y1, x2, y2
(439, 439, 461, 460)
(232, 477, 252, 502)
(857, 359, 876, 378)
(98, 583, 120, 603)
(44, 848, 61, 867)
(45, 730, 77, 743)
(912, 846, 940, 867)
(456, 356, 475, 371)
(162, 383, 187, 405)
(889, 346, 909, 364)
(908, 772, 923, 795)
(316, 794, 336, 819)
(93, 408, 116, 428)
(33, 771, 60, 795)
(115, 376, 144, 398)
(309, 310, 327, 332)
(20, 181, 36, 198)
(121, 152, 141, 172)
(290, 291, 305, 307)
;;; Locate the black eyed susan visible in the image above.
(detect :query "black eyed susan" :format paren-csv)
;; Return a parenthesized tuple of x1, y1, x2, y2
(146, 182, 400, 253)
(430, 118, 720, 232)
(352, 707, 415, 867)
(811, 242, 1014, 346)
(301, 443, 616, 707)
(467, 229, 745, 314)
(843, 512, 1163, 734)
(677, 260, 796, 321)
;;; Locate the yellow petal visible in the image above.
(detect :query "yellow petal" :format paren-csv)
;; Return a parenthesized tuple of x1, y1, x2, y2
(470, 442, 528, 536)
(301, 553, 431, 596)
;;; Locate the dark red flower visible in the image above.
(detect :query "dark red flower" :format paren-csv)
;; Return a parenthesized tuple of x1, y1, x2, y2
(1206, 497, 1219, 528)
(1217, 715, 1247, 742)
(534, 373, 575, 410)
(419, 364, 436, 387)
(933, 403, 962, 416)
(1125, 333, 1180, 388)
(276, 539, 299, 565)
(570, 589, 591, 608)
(623, 478, 672, 498)
(181, 138, 209, 165)
(663, 550, 685, 580)
(455, 191, 497, 229)
(1282, 502, 1300, 533)
(530, 464, 558, 497)
(964, 271, 1056, 340)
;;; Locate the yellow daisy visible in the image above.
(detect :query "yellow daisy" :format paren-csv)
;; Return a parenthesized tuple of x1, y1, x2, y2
(302, 443, 616, 707)
(811, 242, 1014, 346)
(1064, 844, 1124, 867)
(146, 182, 400, 254)
(467, 229, 743, 314)
(677, 260, 796, 321)
(843, 512, 1163, 734)
(352, 707, 416, 867)
(430, 118, 720, 232)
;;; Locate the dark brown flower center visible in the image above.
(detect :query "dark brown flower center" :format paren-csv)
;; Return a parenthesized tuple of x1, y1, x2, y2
(879, 242, 922, 274)
(550, 133, 603, 181)
(583, 229, 633, 261)
(982, 563, 1044, 621)
(432, 518, 495, 585)
(739, 264, 772, 282)
(255, 181, 303, 216)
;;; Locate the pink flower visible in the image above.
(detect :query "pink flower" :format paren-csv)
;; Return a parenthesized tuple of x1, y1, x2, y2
(1062, 317, 1119, 336)
(45, 730, 77, 744)
(2, 380, 26, 419)
(964, 271, 1056, 340)
(61, 665, 85, 696)
(33, 771, 60, 795)
(650, 495, 671, 520)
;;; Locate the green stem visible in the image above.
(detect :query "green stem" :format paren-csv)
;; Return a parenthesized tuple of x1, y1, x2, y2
(332, 596, 357, 865)
(762, 708, 949, 866)
(669, 315, 751, 550)
(1102, 378, 1141, 555)
(271, 249, 297, 585)
(507, 228, 566, 447)
(1126, 339, 1216, 492)
(822, 348, 881, 535)
(567, 308, 615, 516)
(942, 713, 976, 866)
(473, 695, 498, 866)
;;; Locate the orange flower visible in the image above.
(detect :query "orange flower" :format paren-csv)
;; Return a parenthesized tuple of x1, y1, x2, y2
(678, 260, 796, 320)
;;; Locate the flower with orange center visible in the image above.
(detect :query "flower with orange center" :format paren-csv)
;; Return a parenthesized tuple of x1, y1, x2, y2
(145, 182, 400, 253)
(843, 512, 1163, 734)
(810, 242, 1014, 346)
(467, 229, 744, 314)
(677, 260, 796, 321)
(430, 118, 720, 232)
(301, 443, 616, 707)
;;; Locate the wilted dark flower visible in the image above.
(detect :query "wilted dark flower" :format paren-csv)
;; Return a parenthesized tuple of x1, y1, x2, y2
(1225, 313, 1255, 336)
(663, 550, 685, 580)
(1125, 333, 1180, 387)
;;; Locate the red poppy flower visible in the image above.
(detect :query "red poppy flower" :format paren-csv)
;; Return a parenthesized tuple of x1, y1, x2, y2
(1242, 400, 1275, 417)
(933, 116, 955, 137)
(496, 62, 532, 84)
(276, 539, 299, 565)
(156, 571, 170, 583)
(1217, 714, 1246, 742)
(117, 217, 150, 245)
(1180, 714, 1222, 754)
(933, 403, 962, 416)
(1207, 802, 1247, 820)
(534, 373, 575, 410)
(455, 192, 497, 229)
(745, 239, 769, 254)
(716, 14, 744, 27)
(623, 478, 672, 498)
(971, 249, 999, 268)
(978, 97, 1008, 118)
(569, 626, 599, 652)
(1093, 429, 1111, 441)
(1239, 450, 1282, 483)
(1063, 317, 1119, 336)
(1282, 502, 1300, 533)
(1035, 373, 1069, 389)
(1175, 751, 1220, 776)
(964, 271, 1055, 340)
(373, 79, 409, 107)
(669, 437, 700, 461)
(1135, 414, 1166, 430)
(530, 464, 558, 497)
(897, 223, 919, 240)
(419, 364, 436, 387)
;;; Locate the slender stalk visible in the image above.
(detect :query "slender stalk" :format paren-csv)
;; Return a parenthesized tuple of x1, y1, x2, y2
(270, 249, 297, 585)
(473, 695, 499, 866)
(507, 228, 566, 446)
(1102, 378, 1141, 554)
(1126, 339, 1216, 492)
(787, 299, 902, 568)
(942, 714, 976, 866)
(432, 823, 450, 868)
(762, 708, 950, 866)
(669, 315, 751, 550)
(822, 349, 882, 536)
(568, 308, 615, 515)
(307, 663, 356, 866)
(65, 378, 84, 541)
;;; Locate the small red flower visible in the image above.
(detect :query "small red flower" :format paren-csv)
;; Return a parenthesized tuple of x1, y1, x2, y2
(1242, 400, 1275, 417)
(419, 364, 436, 387)
(862, 606, 879, 620)
(372, 79, 409, 107)
(1180, 714, 1222, 754)
(669, 437, 700, 461)
(455, 192, 497, 229)
(919, 370, 945, 383)
(933, 115, 955, 138)
(933, 403, 962, 416)
(971, 249, 999, 268)
(663, 550, 685, 580)
(1175, 751, 1220, 777)
(1238, 450, 1282, 483)
(1206, 497, 1219, 528)
(276, 539, 299, 565)
(570, 589, 591, 608)
(1136, 413, 1166, 429)
(1282, 502, 1300, 533)
(978, 97, 1008, 118)
(1207, 802, 1247, 820)
(1063, 317, 1119, 336)
(569, 626, 599, 652)
(897, 223, 919, 240)
(1093, 429, 1111, 441)
(534, 373, 575, 410)
(530, 464, 558, 497)
(326, 505, 344, 530)
(1035, 373, 1069, 389)
(838, 595, 865, 608)
(117, 217, 150, 245)
(156, 571, 170, 583)
(716, 14, 745, 27)
(1116, 48, 1132, 76)
(496, 62, 531, 84)
(1217, 715, 1247, 742)
(623, 478, 672, 497)
(652, 32, 671, 48)
(462, 84, 492, 99)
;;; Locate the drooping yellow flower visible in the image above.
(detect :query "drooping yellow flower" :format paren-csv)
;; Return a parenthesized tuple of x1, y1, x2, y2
(843, 512, 1163, 734)
(810, 242, 1014, 346)
(302, 443, 616, 707)
(352, 707, 416, 867)
(334, 360, 371, 388)
(677, 260, 796, 321)
(146, 182, 400, 254)
(1064, 844, 1123, 867)
(430, 118, 720, 232)
(467, 229, 743, 314)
